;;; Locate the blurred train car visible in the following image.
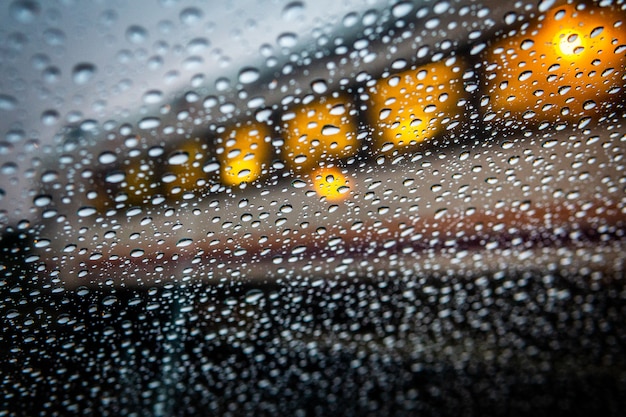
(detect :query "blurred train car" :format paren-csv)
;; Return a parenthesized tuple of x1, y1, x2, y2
(32, 1, 626, 288)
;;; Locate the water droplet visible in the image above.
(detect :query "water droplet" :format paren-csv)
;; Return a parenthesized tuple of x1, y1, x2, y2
(168, 152, 189, 165)
(98, 151, 117, 164)
(590, 26, 604, 38)
(583, 100, 596, 110)
(434, 208, 447, 220)
(102, 296, 118, 306)
(180, 7, 203, 25)
(311, 79, 328, 94)
(126, 25, 148, 44)
(187, 37, 210, 54)
(433, 1, 450, 14)
(105, 171, 125, 183)
(148, 146, 164, 158)
(282, 1, 305, 21)
(176, 238, 193, 247)
(0, 95, 18, 111)
(504, 12, 517, 25)
(203, 162, 219, 173)
(538, 0, 556, 13)
(143, 90, 163, 104)
(1, 162, 17, 175)
(542, 139, 558, 149)
(10, 0, 40, 24)
(520, 39, 534, 51)
(292, 179, 307, 188)
(42, 66, 61, 83)
(130, 249, 144, 258)
(425, 17, 440, 29)
(33, 194, 51, 207)
(215, 78, 231, 92)
(245, 289, 264, 304)
(138, 117, 160, 129)
(321, 125, 340, 136)
(238, 67, 260, 84)
(77, 206, 97, 217)
(255, 108, 272, 122)
(41, 110, 59, 126)
(277, 32, 298, 48)
(34, 238, 50, 248)
(43, 28, 65, 46)
(72, 63, 96, 85)
(392, 2, 413, 18)
(518, 70, 533, 82)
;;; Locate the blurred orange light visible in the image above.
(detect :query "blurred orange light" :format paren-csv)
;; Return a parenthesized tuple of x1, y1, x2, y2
(368, 60, 467, 154)
(283, 94, 358, 172)
(310, 167, 350, 201)
(219, 123, 271, 187)
(484, 4, 626, 121)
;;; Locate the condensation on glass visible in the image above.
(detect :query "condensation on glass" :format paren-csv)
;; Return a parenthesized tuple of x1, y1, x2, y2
(1, 1, 626, 416)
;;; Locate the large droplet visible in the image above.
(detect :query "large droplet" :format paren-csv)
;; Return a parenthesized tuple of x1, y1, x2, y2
(282, 1, 305, 21)
(10, 0, 41, 24)
(238, 67, 260, 84)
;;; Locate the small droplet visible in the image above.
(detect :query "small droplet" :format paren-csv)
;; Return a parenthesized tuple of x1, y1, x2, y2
(311, 79, 328, 94)
(130, 249, 144, 258)
(176, 238, 193, 247)
(126, 25, 148, 44)
(277, 32, 298, 48)
(105, 172, 125, 183)
(138, 117, 160, 129)
(33, 195, 52, 207)
(245, 289, 264, 304)
(520, 39, 534, 51)
(180, 7, 203, 25)
(42, 66, 61, 83)
(77, 206, 97, 217)
(41, 110, 59, 125)
(518, 70, 533, 82)
(0, 95, 18, 111)
(72, 63, 96, 85)
(143, 90, 163, 104)
(321, 125, 340, 136)
(168, 152, 189, 165)
(102, 296, 118, 306)
(392, 2, 413, 18)
(292, 179, 307, 188)
(43, 28, 65, 46)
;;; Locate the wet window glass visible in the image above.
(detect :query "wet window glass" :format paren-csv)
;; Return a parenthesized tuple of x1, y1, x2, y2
(2, 0, 626, 415)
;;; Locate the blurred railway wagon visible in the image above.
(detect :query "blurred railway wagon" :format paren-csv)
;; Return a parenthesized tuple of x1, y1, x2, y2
(33, 1, 626, 287)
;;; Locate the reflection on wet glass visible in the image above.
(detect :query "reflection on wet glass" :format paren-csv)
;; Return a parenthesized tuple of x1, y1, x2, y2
(1, 1, 626, 415)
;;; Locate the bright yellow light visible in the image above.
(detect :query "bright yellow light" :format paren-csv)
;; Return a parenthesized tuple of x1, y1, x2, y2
(368, 60, 467, 154)
(310, 167, 350, 201)
(219, 123, 271, 186)
(283, 94, 358, 172)
(553, 29, 585, 57)
(485, 4, 626, 121)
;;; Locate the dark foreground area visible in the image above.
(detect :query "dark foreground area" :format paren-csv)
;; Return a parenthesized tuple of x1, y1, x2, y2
(2, 234, 626, 417)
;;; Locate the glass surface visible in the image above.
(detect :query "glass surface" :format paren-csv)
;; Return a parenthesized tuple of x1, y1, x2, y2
(1, 0, 626, 415)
